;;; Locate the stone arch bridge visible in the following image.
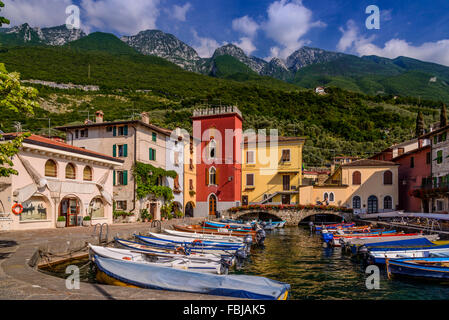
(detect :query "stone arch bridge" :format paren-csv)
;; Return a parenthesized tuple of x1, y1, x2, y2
(226, 208, 353, 227)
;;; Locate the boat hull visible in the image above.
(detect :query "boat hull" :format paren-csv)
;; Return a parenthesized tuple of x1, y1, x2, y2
(386, 257, 449, 281)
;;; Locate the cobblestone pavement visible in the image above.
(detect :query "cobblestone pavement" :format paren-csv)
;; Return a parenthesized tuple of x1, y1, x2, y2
(0, 219, 237, 300)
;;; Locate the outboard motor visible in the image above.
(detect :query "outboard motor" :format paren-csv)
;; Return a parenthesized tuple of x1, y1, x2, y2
(243, 234, 253, 253)
(256, 228, 266, 246)
(235, 248, 248, 267)
(219, 257, 233, 275)
(308, 221, 314, 234)
(357, 245, 370, 262)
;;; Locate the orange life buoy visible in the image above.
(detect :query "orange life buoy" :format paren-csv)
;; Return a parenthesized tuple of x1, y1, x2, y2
(12, 203, 23, 215)
(192, 239, 202, 244)
(225, 224, 230, 229)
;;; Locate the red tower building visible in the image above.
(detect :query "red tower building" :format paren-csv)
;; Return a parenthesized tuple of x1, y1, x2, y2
(192, 106, 243, 217)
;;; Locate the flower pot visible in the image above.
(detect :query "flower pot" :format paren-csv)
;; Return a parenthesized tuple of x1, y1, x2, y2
(56, 221, 66, 228)
(82, 220, 91, 227)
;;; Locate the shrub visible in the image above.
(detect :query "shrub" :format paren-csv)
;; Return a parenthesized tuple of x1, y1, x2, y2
(57, 216, 66, 222)
(83, 216, 91, 221)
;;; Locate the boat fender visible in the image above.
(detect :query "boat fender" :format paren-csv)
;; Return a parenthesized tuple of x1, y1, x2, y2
(176, 246, 185, 254)
(192, 240, 202, 246)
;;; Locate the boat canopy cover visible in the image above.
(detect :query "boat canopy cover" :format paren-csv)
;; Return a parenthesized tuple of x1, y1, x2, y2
(362, 238, 434, 248)
(93, 255, 290, 300)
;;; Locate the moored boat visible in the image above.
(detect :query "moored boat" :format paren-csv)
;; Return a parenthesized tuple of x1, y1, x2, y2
(173, 224, 257, 240)
(163, 229, 244, 243)
(88, 244, 231, 274)
(92, 254, 290, 300)
(386, 257, 449, 281)
(368, 242, 449, 264)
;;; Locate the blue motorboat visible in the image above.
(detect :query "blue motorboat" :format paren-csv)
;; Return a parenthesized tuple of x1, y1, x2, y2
(92, 254, 290, 300)
(386, 257, 449, 281)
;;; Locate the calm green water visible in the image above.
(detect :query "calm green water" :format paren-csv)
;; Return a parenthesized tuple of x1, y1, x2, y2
(40, 226, 449, 299)
(232, 226, 449, 299)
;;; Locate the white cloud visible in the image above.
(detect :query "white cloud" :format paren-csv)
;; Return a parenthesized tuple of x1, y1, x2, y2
(233, 37, 257, 55)
(170, 2, 192, 22)
(2, 0, 74, 27)
(231, 16, 259, 55)
(80, 0, 160, 35)
(232, 15, 259, 38)
(191, 29, 221, 58)
(262, 0, 325, 59)
(337, 19, 449, 67)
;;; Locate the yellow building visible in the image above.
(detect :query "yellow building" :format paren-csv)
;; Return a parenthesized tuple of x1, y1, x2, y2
(242, 136, 306, 205)
(299, 159, 399, 214)
(183, 136, 197, 217)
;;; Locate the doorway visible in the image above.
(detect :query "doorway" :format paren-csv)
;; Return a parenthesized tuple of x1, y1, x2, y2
(60, 197, 80, 227)
(282, 194, 291, 205)
(209, 194, 217, 216)
(367, 195, 378, 214)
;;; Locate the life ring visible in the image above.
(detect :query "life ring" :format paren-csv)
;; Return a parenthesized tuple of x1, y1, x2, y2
(225, 224, 230, 229)
(12, 203, 23, 215)
(192, 239, 202, 245)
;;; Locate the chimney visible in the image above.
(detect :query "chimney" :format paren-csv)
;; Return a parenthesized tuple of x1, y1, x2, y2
(141, 112, 150, 124)
(95, 110, 104, 123)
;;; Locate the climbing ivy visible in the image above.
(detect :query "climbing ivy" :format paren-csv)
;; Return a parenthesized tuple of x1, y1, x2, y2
(133, 162, 177, 201)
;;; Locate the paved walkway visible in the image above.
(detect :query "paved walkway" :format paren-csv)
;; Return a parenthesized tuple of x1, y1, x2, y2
(0, 218, 237, 300)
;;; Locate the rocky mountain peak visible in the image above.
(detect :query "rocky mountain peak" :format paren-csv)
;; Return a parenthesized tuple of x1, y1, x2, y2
(286, 46, 345, 72)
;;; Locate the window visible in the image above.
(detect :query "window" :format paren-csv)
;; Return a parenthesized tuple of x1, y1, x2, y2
(89, 198, 104, 218)
(437, 150, 443, 164)
(83, 166, 93, 181)
(45, 160, 57, 177)
(324, 193, 329, 201)
(383, 170, 393, 185)
(242, 195, 249, 206)
(329, 192, 334, 202)
(437, 200, 444, 212)
(149, 148, 156, 161)
(117, 144, 128, 157)
(114, 125, 128, 137)
(246, 174, 255, 187)
(106, 126, 113, 132)
(397, 148, 404, 156)
(75, 130, 79, 139)
(410, 156, 415, 168)
(208, 139, 216, 159)
(434, 136, 438, 144)
(426, 152, 431, 164)
(384, 196, 393, 210)
(65, 163, 76, 179)
(209, 167, 217, 185)
(281, 149, 291, 162)
(352, 171, 361, 185)
(246, 150, 255, 164)
(80, 129, 88, 138)
(189, 158, 194, 170)
(20, 196, 48, 221)
(353, 196, 361, 209)
(115, 170, 128, 186)
(152, 132, 157, 142)
(283, 175, 290, 191)
(189, 179, 194, 190)
(115, 200, 127, 211)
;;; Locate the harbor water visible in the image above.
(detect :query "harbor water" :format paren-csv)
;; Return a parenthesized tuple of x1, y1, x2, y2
(39, 226, 449, 300)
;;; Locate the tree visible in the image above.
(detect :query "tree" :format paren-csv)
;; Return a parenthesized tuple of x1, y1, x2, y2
(415, 111, 425, 137)
(0, 1, 10, 27)
(440, 104, 447, 127)
(0, 63, 38, 177)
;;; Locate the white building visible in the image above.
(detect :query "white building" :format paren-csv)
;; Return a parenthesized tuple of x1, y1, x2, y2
(0, 134, 123, 231)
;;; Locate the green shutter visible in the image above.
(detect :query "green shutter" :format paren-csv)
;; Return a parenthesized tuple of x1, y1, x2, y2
(124, 125, 128, 136)
(113, 144, 117, 157)
(124, 144, 128, 157)
(113, 126, 117, 137)
(123, 170, 128, 186)
(113, 170, 116, 186)
(153, 149, 156, 161)
(152, 132, 157, 142)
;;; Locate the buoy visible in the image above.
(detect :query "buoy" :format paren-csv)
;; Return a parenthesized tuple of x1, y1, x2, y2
(12, 203, 23, 215)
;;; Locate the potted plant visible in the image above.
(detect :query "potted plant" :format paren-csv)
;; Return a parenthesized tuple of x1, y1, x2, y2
(82, 215, 91, 227)
(140, 209, 149, 222)
(56, 216, 66, 228)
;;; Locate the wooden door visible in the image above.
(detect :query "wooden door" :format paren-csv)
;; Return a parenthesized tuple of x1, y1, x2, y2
(209, 195, 217, 216)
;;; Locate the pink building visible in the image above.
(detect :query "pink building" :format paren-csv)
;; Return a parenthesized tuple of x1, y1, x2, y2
(393, 144, 431, 212)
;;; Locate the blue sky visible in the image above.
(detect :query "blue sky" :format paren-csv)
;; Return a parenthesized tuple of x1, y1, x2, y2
(3, 0, 449, 65)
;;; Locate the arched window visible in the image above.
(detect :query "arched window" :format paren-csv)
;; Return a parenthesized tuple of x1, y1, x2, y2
(329, 192, 334, 202)
(209, 167, 216, 185)
(208, 139, 216, 159)
(384, 196, 393, 210)
(384, 170, 393, 185)
(324, 192, 329, 201)
(83, 166, 92, 181)
(65, 163, 76, 180)
(45, 160, 57, 177)
(352, 171, 361, 185)
(353, 196, 361, 209)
